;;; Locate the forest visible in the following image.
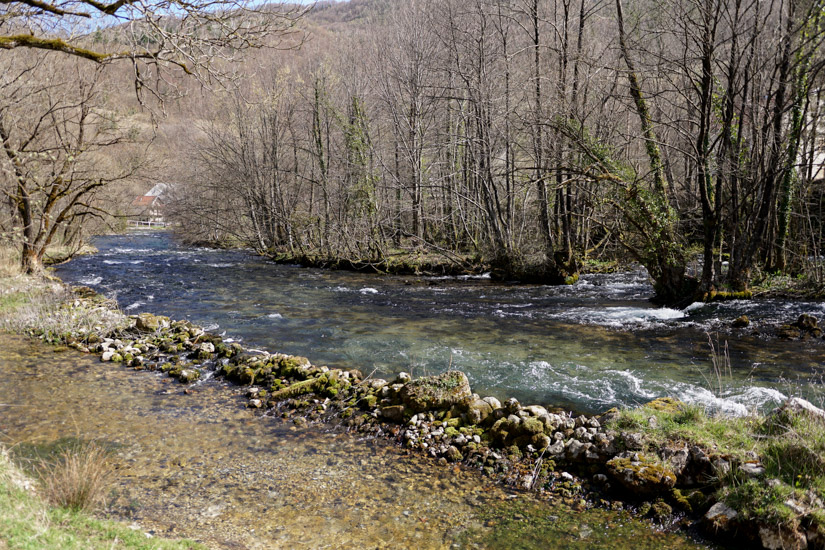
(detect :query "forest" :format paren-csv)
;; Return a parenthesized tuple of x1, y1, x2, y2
(4, 0, 825, 305)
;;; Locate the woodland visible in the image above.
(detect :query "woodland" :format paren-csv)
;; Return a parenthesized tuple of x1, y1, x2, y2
(4, 0, 825, 305)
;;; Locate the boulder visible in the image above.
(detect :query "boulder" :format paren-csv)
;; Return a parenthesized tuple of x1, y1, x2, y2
(605, 453, 677, 497)
(399, 371, 472, 412)
(135, 313, 169, 332)
(703, 502, 738, 533)
(759, 525, 807, 550)
(482, 396, 502, 411)
(465, 398, 493, 425)
(379, 405, 406, 422)
(731, 315, 750, 328)
(794, 314, 819, 331)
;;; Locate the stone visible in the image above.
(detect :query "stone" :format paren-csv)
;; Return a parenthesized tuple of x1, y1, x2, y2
(379, 405, 406, 422)
(704, 502, 738, 533)
(606, 454, 676, 497)
(444, 445, 463, 462)
(520, 417, 544, 435)
(566, 439, 586, 460)
(758, 525, 807, 550)
(465, 398, 494, 425)
(731, 315, 750, 328)
(399, 371, 472, 412)
(739, 462, 765, 477)
(523, 405, 549, 417)
(661, 443, 690, 476)
(531, 434, 551, 450)
(795, 313, 819, 331)
(178, 369, 200, 383)
(135, 313, 169, 332)
(504, 397, 521, 414)
(483, 396, 502, 410)
(547, 440, 565, 456)
(621, 432, 645, 451)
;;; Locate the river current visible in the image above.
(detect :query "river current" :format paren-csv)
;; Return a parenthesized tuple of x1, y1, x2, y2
(55, 231, 825, 415)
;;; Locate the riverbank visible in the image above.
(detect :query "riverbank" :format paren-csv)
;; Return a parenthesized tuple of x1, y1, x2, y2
(0, 444, 203, 549)
(185, 235, 825, 299)
(3, 271, 824, 549)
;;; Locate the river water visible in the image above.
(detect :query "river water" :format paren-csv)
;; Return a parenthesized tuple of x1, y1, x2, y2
(55, 231, 825, 415)
(0, 334, 706, 549)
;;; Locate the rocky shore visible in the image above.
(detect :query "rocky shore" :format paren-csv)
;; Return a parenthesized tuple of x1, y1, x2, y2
(27, 285, 825, 550)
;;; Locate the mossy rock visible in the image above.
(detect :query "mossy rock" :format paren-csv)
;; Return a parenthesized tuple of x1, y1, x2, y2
(520, 417, 544, 436)
(135, 313, 169, 332)
(606, 454, 677, 498)
(361, 394, 378, 410)
(399, 371, 472, 413)
(179, 369, 200, 384)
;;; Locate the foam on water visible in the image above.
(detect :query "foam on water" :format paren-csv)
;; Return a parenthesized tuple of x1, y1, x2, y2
(360, 287, 379, 295)
(547, 306, 686, 328)
(125, 301, 144, 311)
(267, 313, 284, 319)
(78, 275, 102, 286)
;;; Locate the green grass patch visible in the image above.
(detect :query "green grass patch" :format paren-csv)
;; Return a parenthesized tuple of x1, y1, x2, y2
(608, 399, 825, 531)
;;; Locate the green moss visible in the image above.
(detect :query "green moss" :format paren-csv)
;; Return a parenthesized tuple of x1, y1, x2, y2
(643, 397, 683, 413)
(702, 290, 753, 302)
(521, 417, 544, 435)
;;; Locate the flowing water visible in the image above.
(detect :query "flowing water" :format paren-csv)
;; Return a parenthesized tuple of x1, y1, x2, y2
(0, 334, 707, 549)
(55, 231, 825, 415)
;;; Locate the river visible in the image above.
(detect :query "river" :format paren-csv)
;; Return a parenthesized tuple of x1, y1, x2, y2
(54, 231, 825, 415)
(0, 334, 707, 549)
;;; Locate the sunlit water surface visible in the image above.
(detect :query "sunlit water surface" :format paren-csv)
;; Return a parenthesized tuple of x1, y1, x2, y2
(0, 335, 707, 549)
(54, 231, 825, 414)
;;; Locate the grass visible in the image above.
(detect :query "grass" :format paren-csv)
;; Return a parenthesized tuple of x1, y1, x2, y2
(0, 273, 129, 344)
(37, 441, 116, 513)
(0, 244, 21, 278)
(0, 445, 205, 549)
(607, 399, 825, 535)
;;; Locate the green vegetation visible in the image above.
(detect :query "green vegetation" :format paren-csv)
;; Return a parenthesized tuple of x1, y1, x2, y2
(0, 274, 129, 344)
(0, 446, 205, 549)
(608, 399, 825, 534)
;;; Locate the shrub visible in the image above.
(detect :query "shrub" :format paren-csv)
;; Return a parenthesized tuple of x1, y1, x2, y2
(38, 441, 115, 512)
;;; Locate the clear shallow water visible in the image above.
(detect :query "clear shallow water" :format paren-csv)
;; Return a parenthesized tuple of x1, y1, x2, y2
(0, 335, 707, 549)
(55, 231, 825, 414)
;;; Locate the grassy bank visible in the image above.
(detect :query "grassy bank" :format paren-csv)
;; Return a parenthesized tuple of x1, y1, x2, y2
(0, 446, 204, 550)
